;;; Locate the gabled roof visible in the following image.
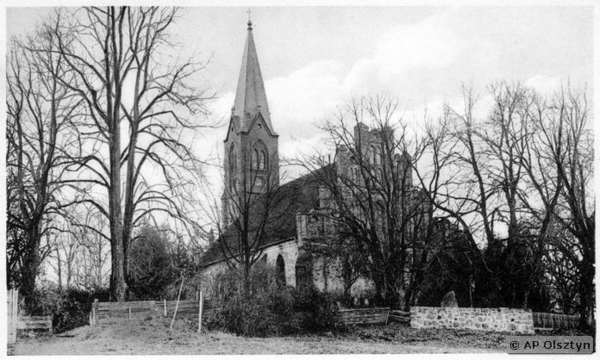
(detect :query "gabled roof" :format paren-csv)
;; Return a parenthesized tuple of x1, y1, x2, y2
(232, 20, 276, 135)
(199, 166, 335, 267)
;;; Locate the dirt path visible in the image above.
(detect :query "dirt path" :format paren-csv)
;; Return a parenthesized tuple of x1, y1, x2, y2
(9, 316, 503, 355)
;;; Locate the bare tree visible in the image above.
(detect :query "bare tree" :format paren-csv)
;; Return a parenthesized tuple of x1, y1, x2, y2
(47, 230, 79, 290)
(6, 20, 80, 305)
(444, 82, 593, 325)
(44, 208, 111, 291)
(524, 87, 594, 329)
(77, 213, 111, 290)
(300, 95, 441, 308)
(38, 7, 212, 300)
(443, 83, 547, 308)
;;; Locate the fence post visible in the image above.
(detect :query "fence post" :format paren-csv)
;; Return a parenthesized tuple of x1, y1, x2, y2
(128, 307, 132, 320)
(14, 289, 19, 341)
(164, 299, 167, 317)
(169, 278, 185, 331)
(94, 299, 99, 327)
(198, 291, 203, 333)
(8, 289, 17, 344)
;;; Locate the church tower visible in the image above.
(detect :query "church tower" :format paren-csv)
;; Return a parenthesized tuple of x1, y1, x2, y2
(222, 19, 279, 227)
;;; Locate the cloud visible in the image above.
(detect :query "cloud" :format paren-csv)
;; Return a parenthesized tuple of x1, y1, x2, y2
(208, 11, 468, 183)
(267, 60, 347, 140)
(260, 12, 465, 142)
(345, 13, 463, 91)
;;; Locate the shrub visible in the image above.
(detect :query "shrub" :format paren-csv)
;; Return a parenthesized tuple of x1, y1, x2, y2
(289, 285, 336, 332)
(206, 264, 337, 337)
(28, 284, 109, 333)
(128, 225, 196, 300)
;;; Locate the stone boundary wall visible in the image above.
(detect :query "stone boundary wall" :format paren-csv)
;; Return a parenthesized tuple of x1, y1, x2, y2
(410, 306, 534, 334)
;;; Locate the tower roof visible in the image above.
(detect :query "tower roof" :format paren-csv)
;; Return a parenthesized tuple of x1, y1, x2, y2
(232, 19, 275, 134)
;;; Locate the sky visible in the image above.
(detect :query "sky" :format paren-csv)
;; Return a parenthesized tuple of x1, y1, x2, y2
(3, 3, 596, 232)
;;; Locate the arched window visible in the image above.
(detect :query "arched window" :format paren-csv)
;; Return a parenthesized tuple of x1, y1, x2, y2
(228, 144, 236, 173)
(370, 145, 377, 165)
(374, 202, 387, 239)
(370, 145, 382, 166)
(352, 167, 359, 182)
(252, 149, 259, 170)
(276, 255, 286, 287)
(228, 144, 236, 191)
(260, 150, 267, 170)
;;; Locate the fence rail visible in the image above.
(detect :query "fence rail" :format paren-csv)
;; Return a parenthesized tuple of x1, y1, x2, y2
(336, 307, 390, 325)
(90, 293, 214, 328)
(387, 310, 411, 324)
(8, 289, 53, 344)
(17, 316, 53, 333)
(532, 312, 579, 330)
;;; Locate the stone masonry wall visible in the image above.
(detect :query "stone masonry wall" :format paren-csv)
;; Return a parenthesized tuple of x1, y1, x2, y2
(410, 306, 534, 334)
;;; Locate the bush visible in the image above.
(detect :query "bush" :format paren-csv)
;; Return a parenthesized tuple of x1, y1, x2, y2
(128, 225, 196, 300)
(28, 284, 109, 333)
(289, 285, 336, 332)
(206, 264, 337, 337)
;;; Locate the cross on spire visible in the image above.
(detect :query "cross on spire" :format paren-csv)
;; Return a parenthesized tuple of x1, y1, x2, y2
(233, 9, 275, 134)
(247, 8, 253, 29)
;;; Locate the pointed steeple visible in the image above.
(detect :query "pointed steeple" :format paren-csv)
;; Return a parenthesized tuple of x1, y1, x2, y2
(232, 18, 275, 133)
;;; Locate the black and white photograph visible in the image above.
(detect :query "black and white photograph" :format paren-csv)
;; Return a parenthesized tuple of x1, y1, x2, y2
(3, 1, 596, 355)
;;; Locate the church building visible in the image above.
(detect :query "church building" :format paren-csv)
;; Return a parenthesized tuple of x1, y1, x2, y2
(198, 19, 417, 300)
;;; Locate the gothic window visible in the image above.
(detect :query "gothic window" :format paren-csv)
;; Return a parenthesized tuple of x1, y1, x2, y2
(370, 145, 377, 165)
(229, 144, 236, 173)
(252, 141, 268, 171)
(352, 167, 359, 182)
(228, 144, 236, 191)
(260, 150, 267, 170)
(374, 202, 387, 238)
(252, 149, 259, 170)
(370, 145, 382, 166)
(276, 255, 286, 287)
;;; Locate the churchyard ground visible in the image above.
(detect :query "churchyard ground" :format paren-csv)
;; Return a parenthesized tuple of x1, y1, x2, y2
(9, 313, 580, 355)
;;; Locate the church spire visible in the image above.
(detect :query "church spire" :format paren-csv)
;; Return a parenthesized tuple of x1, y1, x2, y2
(232, 16, 274, 133)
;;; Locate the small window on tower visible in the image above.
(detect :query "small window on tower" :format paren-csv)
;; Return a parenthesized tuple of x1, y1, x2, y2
(258, 123, 262, 129)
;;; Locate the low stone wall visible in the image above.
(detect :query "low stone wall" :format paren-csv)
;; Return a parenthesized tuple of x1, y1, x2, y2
(410, 306, 534, 334)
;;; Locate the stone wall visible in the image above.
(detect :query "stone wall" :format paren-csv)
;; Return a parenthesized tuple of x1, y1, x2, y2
(410, 306, 534, 334)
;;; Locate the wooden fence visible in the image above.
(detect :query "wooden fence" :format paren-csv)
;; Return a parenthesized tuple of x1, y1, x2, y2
(532, 312, 580, 330)
(335, 307, 390, 325)
(8, 289, 53, 344)
(90, 293, 214, 330)
(387, 310, 411, 324)
(17, 316, 53, 333)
